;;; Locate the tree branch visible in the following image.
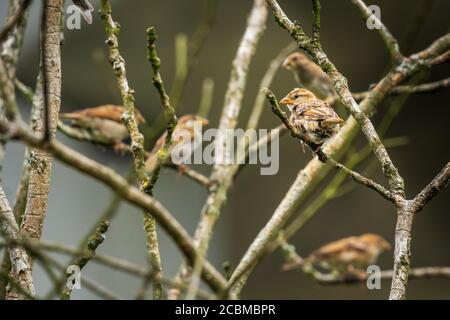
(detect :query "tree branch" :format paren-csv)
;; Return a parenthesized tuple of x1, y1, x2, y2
(413, 162, 450, 212)
(169, 0, 268, 300)
(20, 0, 63, 247)
(0, 185, 34, 299)
(350, 0, 403, 63)
(2, 120, 228, 293)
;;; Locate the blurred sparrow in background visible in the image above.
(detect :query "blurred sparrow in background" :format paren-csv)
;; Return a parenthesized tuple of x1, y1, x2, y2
(279, 88, 344, 148)
(282, 52, 336, 100)
(72, 0, 94, 24)
(144, 114, 209, 173)
(59, 104, 146, 152)
(299, 234, 391, 279)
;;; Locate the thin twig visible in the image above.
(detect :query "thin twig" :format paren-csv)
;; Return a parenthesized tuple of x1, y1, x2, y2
(350, 0, 403, 63)
(60, 221, 109, 299)
(197, 78, 215, 118)
(413, 162, 450, 213)
(0, 0, 32, 44)
(100, 1, 166, 299)
(331, 77, 450, 105)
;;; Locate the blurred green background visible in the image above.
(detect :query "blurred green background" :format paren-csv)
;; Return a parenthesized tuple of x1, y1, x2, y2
(1, 0, 449, 299)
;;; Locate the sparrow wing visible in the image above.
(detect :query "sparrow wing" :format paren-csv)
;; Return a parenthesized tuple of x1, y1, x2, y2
(308, 236, 359, 260)
(295, 99, 344, 127)
(61, 105, 146, 124)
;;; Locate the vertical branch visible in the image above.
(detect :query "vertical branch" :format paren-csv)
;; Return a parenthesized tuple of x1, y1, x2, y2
(389, 200, 414, 300)
(390, 163, 450, 300)
(0, 185, 35, 299)
(0, 0, 31, 296)
(20, 0, 63, 242)
(197, 78, 215, 118)
(169, 0, 268, 300)
(146, 26, 178, 193)
(311, 0, 321, 44)
(350, 0, 403, 63)
(170, 0, 218, 110)
(100, 0, 165, 300)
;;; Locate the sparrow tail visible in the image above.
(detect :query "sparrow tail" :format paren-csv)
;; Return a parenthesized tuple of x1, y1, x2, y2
(74, 0, 94, 24)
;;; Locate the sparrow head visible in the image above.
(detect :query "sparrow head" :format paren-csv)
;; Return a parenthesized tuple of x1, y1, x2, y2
(359, 233, 391, 252)
(279, 88, 317, 106)
(282, 52, 311, 70)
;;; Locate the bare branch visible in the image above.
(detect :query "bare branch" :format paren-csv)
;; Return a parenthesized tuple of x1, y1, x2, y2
(2, 120, 228, 293)
(413, 162, 450, 212)
(311, 0, 321, 44)
(350, 0, 403, 63)
(0, 185, 34, 299)
(60, 221, 109, 299)
(100, 1, 168, 299)
(20, 0, 63, 245)
(170, 0, 268, 300)
(0, 0, 31, 44)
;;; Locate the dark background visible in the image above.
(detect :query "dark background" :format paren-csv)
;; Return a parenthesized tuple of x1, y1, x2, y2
(1, 0, 449, 299)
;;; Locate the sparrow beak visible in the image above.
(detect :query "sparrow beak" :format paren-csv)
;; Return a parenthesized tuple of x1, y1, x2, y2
(383, 241, 392, 251)
(279, 96, 294, 105)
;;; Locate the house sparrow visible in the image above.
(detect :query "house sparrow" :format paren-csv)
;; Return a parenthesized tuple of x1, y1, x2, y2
(59, 104, 146, 152)
(72, 0, 94, 24)
(282, 52, 336, 100)
(302, 234, 391, 279)
(144, 114, 209, 173)
(279, 88, 344, 147)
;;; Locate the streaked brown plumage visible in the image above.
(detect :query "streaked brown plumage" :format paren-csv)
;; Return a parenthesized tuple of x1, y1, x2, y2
(279, 88, 344, 145)
(144, 115, 209, 173)
(304, 234, 391, 277)
(282, 52, 336, 100)
(72, 0, 94, 24)
(60, 104, 145, 151)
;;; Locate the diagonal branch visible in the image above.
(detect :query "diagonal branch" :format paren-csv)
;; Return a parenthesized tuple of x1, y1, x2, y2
(413, 162, 450, 213)
(350, 0, 403, 63)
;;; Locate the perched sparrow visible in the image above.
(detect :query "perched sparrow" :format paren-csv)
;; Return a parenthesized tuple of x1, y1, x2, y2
(303, 234, 391, 278)
(60, 104, 146, 152)
(72, 0, 94, 24)
(282, 52, 336, 100)
(279, 88, 344, 146)
(144, 114, 209, 173)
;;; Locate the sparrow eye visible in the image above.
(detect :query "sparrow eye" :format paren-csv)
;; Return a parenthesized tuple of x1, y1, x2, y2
(294, 94, 299, 98)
